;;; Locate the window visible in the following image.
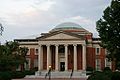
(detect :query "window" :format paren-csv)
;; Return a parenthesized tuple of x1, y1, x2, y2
(24, 58, 30, 70)
(27, 48, 30, 55)
(58, 45, 65, 53)
(34, 59, 38, 67)
(96, 48, 100, 55)
(105, 58, 111, 69)
(35, 49, 38, 55)
(96, 59, 101, 71)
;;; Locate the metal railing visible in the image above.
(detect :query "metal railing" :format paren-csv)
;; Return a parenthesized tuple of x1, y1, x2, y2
(45, 68, 51, 80)
(70, 69, 73, 78)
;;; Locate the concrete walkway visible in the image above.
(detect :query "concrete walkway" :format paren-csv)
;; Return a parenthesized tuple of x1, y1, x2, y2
(13, 78, 87, 80)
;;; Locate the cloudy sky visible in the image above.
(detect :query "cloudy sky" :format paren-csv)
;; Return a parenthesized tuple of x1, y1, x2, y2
(0, 0, 111, 43)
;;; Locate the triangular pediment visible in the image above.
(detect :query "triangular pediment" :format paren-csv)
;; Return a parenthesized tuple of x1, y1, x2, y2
(46, 33, 79, 40)
(38, 31, 84, 40)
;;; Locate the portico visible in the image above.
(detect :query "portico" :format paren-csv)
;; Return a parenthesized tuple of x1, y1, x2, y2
(38, 40, 86, 71)
(36, 22, 91, 72)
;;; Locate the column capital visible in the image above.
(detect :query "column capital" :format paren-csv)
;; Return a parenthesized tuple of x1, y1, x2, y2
(38, 44, 42, 47)
(55, 44, 59, 46)
(73, 44, 77, 46)
(64, 44, 68, 46)
(82, 44, 86, 46)
(46, 44, 50, 47)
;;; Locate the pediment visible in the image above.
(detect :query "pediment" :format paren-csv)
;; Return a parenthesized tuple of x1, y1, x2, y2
(38, 31, 84, 40)
(46, 33, 80, 40)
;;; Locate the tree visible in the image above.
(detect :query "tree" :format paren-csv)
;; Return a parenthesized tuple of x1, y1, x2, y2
(96, 0, 120, 69)
(0, 41, 28, 71)
(0, 23, 3, 36)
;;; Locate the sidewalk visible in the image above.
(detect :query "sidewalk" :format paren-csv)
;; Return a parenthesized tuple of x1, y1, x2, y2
(13, 78, 87, 80)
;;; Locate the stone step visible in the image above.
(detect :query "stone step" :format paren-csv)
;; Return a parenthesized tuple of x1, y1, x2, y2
(30, 71, 87, 78)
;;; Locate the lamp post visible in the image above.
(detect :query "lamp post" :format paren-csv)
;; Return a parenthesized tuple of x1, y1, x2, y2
(48, 65, 51, 80)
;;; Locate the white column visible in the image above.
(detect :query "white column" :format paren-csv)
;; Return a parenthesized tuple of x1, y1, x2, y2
(82, 44, 86, 70)
(74, 44, 77, 70)
(55, 45, 59, 71)
(40, 45, 43, 70)
(65, 44, 68, 71)
(38, 45, 41, 71)
(47, 45, 51, 70)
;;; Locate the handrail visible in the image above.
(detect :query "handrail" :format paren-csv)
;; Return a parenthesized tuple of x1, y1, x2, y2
(70, 69, 73, 78)
(45, 72, 48, 78)
(45, 69, 51, 80)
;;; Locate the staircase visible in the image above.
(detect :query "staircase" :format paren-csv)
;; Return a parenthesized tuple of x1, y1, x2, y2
(25, 70, 88, 79)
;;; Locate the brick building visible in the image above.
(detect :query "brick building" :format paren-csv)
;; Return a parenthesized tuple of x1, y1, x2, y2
(15, 22, 115, 72)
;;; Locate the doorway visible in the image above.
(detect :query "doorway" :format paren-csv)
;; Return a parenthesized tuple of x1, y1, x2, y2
(60, 62, 65, 71)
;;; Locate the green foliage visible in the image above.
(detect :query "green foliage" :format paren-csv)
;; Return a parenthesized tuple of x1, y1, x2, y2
(11, 71, 25, 79)
(87, 67, 120, 80)
(86, 67, 94, 71)
(103, 67, 112, 72)
(0, 70, 35, 80)
(96, 0, 120, 68)
(103, 67, 112, 79)
(86, 67, 94, 75)
(111, 72, 120, 80)
(0, 71, 26, 80)
(0, 41, 28, 71)
(24, 70, 35, 75)
(0, 71, 12, 80)
(87, 71, 111, 80)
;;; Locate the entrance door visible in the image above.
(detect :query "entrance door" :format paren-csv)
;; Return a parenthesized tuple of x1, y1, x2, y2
(60, 62, 65, 71)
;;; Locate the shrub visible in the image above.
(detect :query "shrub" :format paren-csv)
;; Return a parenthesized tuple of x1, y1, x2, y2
(24, 70, 35, 75)
(87, 71, 111, 80)
(103, 67, 112, 72)
(111, 72, 120, 80)
(33, 67, 38, 71)
(11, 71, 25, 79)
(86, 67, 94, 75)
(0, 71, 12, 80)
(103, 67, 112, 79)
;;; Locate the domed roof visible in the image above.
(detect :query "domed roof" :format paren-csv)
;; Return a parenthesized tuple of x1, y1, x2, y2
(51, 22, 83, 32)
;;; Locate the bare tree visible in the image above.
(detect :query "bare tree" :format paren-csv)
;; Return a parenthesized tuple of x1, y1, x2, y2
(0, 23, 4, 35)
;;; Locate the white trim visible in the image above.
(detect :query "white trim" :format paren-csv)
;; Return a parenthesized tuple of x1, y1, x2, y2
(105, 58, 111, 69)
(39, 40, 85, 45)
(96, 59, 101, 71)
(34, 58, 38, 67)
(96, 47, 100, 55)
(25, 58, 30, 70)
(35, 48, 39, 55)
(26, 48, 30, 55)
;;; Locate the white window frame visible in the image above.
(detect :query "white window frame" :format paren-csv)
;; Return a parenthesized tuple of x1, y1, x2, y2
(24, 58, 30, 70)
(26, 48, 30, 55)
(34, 59, 38, 67)
(35, 48, 39, 55)
(105, 58, 111, 69)
(96, 59, 101, 71)
(96, 47, 100, 55)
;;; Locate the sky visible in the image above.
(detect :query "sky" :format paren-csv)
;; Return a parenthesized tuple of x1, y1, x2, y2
(0, 0, 111, 43)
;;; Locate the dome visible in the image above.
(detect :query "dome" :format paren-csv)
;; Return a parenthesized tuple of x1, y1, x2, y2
(51, 22, 83, 32)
